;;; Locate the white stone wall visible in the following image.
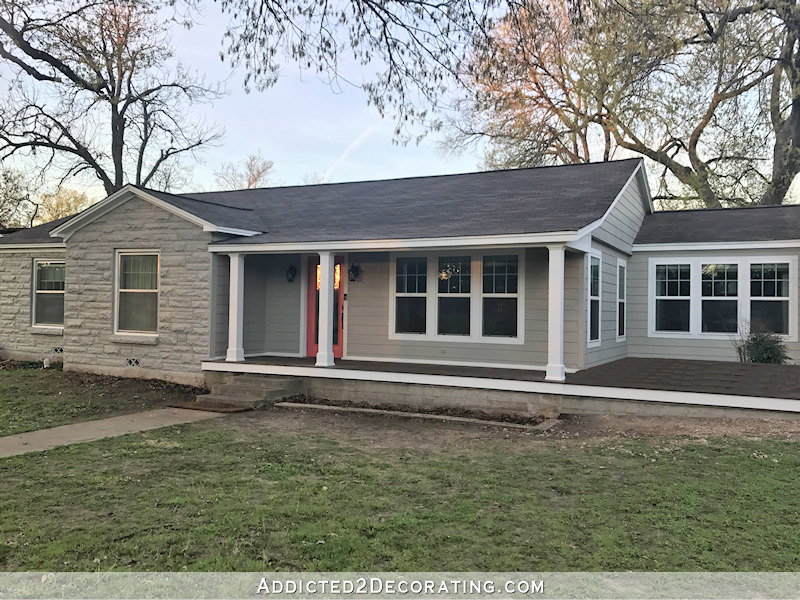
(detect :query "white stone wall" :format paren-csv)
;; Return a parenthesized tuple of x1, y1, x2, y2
(0, 249, 67, 362)
(63, 197, 214, 385)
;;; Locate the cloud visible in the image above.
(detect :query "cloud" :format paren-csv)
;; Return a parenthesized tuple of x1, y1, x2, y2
(323, 125, 378, 181)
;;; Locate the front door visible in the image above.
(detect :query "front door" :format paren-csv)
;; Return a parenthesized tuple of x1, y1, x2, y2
(306, 255, 345, 358)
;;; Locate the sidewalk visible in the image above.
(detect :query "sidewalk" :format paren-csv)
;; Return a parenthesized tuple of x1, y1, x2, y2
(0, 408, 224, 458)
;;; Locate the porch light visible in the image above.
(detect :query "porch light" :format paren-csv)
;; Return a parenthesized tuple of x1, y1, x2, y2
(285, 265, 297, 282)
(348, 264, 361, 282)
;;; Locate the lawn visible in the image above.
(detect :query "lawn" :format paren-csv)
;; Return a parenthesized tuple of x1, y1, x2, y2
(0, 361, 201, 437)
(1, 391, 799, 571)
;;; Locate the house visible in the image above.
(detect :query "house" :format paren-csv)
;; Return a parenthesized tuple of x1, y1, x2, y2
(1, 158, 799, 416)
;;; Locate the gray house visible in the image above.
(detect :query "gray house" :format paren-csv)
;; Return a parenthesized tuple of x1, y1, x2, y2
(2, 158, 799, 415)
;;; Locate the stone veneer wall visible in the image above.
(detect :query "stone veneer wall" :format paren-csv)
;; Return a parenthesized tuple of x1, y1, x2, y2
(63, 197, 214, 386)
(0, 249, 67, 362)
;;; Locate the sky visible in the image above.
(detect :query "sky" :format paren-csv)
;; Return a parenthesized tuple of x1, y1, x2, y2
(167, 2, 482, 194)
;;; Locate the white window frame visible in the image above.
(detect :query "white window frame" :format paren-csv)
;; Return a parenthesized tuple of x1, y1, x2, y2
(114, 250, 160, 336)
(750, 262, 792, 336)
(393, 256, 428, 335)
(587, 250, 602, 348)
(32, 259, 65, 329)
(388, 250, 525, 345)
(616, 258, 627, 342)
(647, 255, 798, 342)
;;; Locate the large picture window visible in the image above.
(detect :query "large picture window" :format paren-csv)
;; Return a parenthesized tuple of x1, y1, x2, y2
(750, 263, 790, 334)
(33, 260, 65, 326)
(395, 257, 427, 334)
(117, 252, 159, 333)
(437, 256, 471, 336)
(482, 255, 518, 337)
(655, 264, 690, 332)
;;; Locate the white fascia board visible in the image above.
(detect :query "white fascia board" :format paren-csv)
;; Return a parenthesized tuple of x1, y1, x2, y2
(207, 230, 581, 254)
(199, 361, 800, 413)
(49, 185, 261, 240)
(633, 240, 800, 252)
(0, 243, 66, 252)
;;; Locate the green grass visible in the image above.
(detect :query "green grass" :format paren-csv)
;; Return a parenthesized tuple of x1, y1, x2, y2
(1, 411, 799, 571)
(0, 363, 200, 436)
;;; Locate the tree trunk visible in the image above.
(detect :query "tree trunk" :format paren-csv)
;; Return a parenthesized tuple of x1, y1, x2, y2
(760, 97, 800, 205)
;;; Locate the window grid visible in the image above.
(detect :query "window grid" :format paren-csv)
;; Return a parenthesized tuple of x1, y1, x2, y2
(588, 255, 601, 343)
(654, 264, 691, 333)
(750, 263, 790, 335)
(702, 264, 738, 297)
(482, 255, 519, 338)
(396, 257, 427, 295)
(482, 255, 518, 296)
(437, 256, 471, 295)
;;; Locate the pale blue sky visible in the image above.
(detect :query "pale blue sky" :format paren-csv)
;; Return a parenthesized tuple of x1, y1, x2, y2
(170, 2, 483, 192)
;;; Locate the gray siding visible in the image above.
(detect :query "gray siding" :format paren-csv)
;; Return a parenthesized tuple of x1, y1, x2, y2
(64, 196, 213, 385)
(584, 243, 628, 368)
(345, 248, 582, 370)
(0, 249, 67, 361)
(593, 173, 648, 253)
(628, 248, 800, 363)
(211, 253, 229, 358)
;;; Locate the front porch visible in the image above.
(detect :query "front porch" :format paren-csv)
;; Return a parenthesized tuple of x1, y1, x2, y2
(201, 356, 800, 415)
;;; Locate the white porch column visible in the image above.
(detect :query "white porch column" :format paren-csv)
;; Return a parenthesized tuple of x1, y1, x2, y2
(316, 251, 335, 367)
(226, 253, 245, 362)
(545, 244, 566, 382)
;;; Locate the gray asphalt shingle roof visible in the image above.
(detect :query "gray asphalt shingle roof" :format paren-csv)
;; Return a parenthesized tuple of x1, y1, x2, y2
(0, 216, 72, 245)
(635, 204, 800, 244)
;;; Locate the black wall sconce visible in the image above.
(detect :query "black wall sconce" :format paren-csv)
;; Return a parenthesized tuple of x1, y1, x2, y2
(285, 265, 297, 282)
(348, 264, 361, 282)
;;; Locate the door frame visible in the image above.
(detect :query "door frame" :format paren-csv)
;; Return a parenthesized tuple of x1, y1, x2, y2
(306, 255, 346, 358)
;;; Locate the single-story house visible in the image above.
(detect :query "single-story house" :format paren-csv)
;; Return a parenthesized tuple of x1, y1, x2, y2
(2, 158, 799, 416)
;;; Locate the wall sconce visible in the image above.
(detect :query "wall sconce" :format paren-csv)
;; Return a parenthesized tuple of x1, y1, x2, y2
(285, 265, 297, 282)
(348, 264, 361, 282)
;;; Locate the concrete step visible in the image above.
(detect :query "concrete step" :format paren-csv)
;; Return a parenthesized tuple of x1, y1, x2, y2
(228, 376, 303, 394)
(194, 393, 267, 408)
(211, 383, 286, 398)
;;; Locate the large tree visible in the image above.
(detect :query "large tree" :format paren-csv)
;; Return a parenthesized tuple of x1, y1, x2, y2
(0, 0, 223, 195)
(214, 152, 274, 190)
(0, 168, 34, 228)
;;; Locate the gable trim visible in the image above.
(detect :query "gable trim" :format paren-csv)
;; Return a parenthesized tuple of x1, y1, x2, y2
(49, 185, 261, 241)
(0, 243, 66, 252)
(633, 240, 800, 252)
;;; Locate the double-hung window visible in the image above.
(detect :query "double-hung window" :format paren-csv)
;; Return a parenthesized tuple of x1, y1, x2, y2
(33, 260, 65, 327)
(617, 260, 626, 339)
(117, 252, 159, 334)
(750, 263, 790, 334)
(437, 256, 471, 336)
(482, 255, 518, 337)
(701, 264, 738, 333)
(395, 257, 427, 334)
(588, 254, 601, 344)
(655, 264, 691, 332)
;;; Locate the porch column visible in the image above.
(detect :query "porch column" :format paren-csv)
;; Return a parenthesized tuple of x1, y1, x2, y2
(545, 244, 566, 382)
(226, 253, 245, 362)
(315, 251, 335, 367)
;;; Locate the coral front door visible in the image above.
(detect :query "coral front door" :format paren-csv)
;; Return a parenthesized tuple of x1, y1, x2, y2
(307, 255, 345, 358)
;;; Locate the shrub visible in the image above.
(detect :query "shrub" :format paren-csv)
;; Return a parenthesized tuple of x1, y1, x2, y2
(734, 327, 789, 364)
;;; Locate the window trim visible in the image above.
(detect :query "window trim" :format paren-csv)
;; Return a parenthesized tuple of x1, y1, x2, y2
(616, 258, 627, 342)
(114, 250, 160, 336)
(647, 255, 798, 342)
(31, 258, 65, 329)
(394, 256, 428, 335)
(388, 250, 525, 345)
(587, 250, 602, 348)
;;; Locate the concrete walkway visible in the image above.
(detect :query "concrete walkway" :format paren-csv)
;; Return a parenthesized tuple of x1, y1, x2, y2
(0, 408, 223, 458)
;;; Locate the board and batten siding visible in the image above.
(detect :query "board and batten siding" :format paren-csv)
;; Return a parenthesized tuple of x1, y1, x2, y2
(592, 170, 649, 254)
(345, 247, 582, 370)
(627, 248, 800, 363)
(0, 248, 67, 361)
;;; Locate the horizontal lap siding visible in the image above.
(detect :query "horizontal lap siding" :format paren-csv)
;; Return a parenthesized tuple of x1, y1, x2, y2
(628, 248, 800, 362)
(263, 254, 302, 354)
(212, 254, 229, 358)
(584, 244, 628, 368)
(345, 248, 581, 369)
(0, 249, 67, 361)
(592, 175, 647, 254)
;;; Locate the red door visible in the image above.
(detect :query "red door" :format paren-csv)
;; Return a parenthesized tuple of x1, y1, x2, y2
(306, 255, 345, 358)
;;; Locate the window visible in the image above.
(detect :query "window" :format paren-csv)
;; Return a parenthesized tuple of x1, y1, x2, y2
(395, 257, 427, 334)
(437, 256, 471, 335)
(655, 264, 690, 332)
(751, 263, 790, 334)
(617, 260, 626, 339)
(482, 255, 518, 337)
(588, 254, 601, 343)
(701, 264, 738, 333)
(33, 260, 65, 326)
(117, 252, 159, 333)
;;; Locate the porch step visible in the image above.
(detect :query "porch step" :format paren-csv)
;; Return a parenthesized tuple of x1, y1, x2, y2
(195, 376, 302, 409)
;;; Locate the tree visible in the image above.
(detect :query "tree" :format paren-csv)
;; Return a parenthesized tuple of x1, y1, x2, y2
(0, 168, 34, 228)
(447, 0, 785, 208)
(34, 188, 91, 224)
(0, 0, 224, 196)
(214, 152, 274, 190)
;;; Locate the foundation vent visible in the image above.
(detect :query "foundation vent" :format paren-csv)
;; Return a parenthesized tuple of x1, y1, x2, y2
(126, 358, 141, 367)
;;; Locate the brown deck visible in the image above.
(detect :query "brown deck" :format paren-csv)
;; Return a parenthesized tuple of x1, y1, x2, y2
(211, 356, 800, 400)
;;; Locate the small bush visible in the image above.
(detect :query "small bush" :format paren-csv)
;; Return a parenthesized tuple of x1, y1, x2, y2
(735, 328, 789, 364)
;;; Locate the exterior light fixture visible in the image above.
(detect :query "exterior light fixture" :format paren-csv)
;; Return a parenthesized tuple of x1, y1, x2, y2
(348, 264, 361, 282)
(285, 265, 297, 282)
